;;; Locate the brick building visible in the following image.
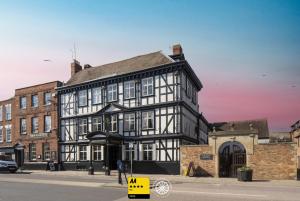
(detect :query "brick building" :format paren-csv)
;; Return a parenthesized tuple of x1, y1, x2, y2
(13, 81, 62, 169)
(0, 98, 15, 157)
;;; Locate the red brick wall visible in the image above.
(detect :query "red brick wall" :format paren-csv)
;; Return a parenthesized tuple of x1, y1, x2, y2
(248, 143, 297, 180)
(14, 81, 61, 162)
(0, 98, 16, 147)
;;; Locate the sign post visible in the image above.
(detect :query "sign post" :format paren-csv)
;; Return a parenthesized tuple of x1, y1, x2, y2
(129, 142, 134, 177)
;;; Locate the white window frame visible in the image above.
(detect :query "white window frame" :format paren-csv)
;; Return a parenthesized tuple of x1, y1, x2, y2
(78, 90, 87, 107)
(30, 143, 36, 161)
(92, 87, 102, 105)
(20, 118, 27, 134)
(124, 81, 135, 99)
(44, 115, 51, 133)
(110, 115, 117, 132)
(93, 145, 102, 161)
(124, 144, 135, 161)
(44, 92, 51, 105)
(0, 126, 3, 142)
(43, 143, 51, 161)
(142, 111, 154, 130)
(79, 145, 87, 161)
(142, 77, 154, 96)
(6, 125, 11, 142)
(20, 96, 27, 109)
(5, 104, 11, 120)
(143, 144, 153, 161)
(78, 118, 88, 136)
(92, 116, 102, 132)
(32, 95, 38, 107)
(124, 113, 135, 131)
(107, 84, 117, 102)
(32, 117, 39, 133)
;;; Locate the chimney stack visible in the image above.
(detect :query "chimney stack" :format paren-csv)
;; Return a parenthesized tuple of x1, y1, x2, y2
(71, 60, 82, 76)
(84, 64, 92, 69)
(173, 44, 183, 55)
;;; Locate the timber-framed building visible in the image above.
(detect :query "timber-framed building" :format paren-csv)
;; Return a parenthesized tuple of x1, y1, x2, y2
(57, 44, 209, 174)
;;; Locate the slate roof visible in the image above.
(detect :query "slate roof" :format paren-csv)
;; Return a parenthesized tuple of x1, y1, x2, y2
(66, 51, 174, 86)
(211, 119, 269, 139)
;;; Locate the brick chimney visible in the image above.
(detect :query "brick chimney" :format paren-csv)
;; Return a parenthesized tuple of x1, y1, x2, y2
(71, 60, 82, 76)
(84, 64, 92, 69)
(173, 44, 183, 55)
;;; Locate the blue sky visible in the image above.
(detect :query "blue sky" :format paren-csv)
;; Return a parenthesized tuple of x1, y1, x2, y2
(0, 0, 299, 131)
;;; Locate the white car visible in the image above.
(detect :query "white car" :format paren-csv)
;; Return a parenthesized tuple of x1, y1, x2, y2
(0, 155, 18, 173)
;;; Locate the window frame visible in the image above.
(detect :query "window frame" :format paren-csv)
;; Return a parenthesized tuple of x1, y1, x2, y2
(78, 90, 88, 107)
(29, 143, 37, 161)
(78, 118, 88, 139)
(20, 118, 27, 134)
(20, 96, 27, 109)
(31, 117, 39, 134)
(107, 84, 118, 102)
(93, 145, 102, 161)
(0, 126, 3, 142)
(110, 114, 118, 132)
(124, 81, 135, 100)
(186, 79, 191, 98)
(79, 145, 87, 161)
(44, 115, 51, 133)
(142, 144, 153, 161)
(141, 111, 155, 130)
(92, 87, 102, 105)
(31, 95, 39, 107)
(43, 143, 51, 161)
(92, 116, 102, 132)
(5, 104, 11, 120)
(124, 113, 135, 131)
(141, 77, 154, 97)
(44, 92, 52, 105)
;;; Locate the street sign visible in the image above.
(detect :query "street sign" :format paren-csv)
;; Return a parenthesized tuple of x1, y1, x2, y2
(128, 177, 150, 199)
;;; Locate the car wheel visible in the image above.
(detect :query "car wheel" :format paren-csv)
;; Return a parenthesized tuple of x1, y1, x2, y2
(9, 170, 17, 173)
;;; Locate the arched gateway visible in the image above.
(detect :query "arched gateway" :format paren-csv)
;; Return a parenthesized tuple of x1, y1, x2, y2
(218, 141, 246, 177)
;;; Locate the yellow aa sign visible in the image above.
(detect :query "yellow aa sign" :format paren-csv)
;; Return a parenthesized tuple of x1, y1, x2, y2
(128, 177, 150, 199)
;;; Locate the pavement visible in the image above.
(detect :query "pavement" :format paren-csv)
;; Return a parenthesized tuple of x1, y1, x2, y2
(0, 170, 300, 201)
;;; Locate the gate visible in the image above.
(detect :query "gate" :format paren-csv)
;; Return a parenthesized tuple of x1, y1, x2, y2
(219, 142, 246, 178)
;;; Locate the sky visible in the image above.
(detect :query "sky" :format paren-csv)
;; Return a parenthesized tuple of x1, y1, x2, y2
(0, 0, 299, 131)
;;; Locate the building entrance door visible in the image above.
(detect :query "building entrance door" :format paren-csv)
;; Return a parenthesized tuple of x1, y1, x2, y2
(219, 141, 246, 177)
(108, 145, 121, 170)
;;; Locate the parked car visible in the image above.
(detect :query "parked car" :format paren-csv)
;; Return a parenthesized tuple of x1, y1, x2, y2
(0, 155, 18, 173)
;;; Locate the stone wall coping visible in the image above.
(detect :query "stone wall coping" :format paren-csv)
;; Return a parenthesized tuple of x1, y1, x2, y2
(180, 145, 210, 147)
(257, 142, 297, 146)
(209, 130, 258, 136)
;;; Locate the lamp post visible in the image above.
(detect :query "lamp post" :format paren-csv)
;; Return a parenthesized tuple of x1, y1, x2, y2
(105, 116, 110, 176)
(88, 143, 94, 175)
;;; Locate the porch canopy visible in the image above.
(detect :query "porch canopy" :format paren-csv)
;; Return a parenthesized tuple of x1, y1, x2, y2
(86, 131, 123, 144)
(86, 102, 128, 145)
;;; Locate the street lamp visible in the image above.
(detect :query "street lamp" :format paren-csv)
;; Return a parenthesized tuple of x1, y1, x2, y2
(105, 116, 110, 176)
(88, 142, 94, 175)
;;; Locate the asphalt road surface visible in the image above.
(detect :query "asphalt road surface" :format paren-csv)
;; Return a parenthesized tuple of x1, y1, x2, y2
(1, 173, 300, 201)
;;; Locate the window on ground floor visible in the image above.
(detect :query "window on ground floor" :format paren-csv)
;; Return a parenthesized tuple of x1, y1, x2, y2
(29, 143, 36, 161)
(93, 145, 102, 161)
(142, 144, 153, 161)
(79, 145, 87, 161)
(43, 143, 51, 161)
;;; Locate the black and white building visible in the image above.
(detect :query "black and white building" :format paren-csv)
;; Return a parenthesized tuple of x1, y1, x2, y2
(57, 44, 209, 174)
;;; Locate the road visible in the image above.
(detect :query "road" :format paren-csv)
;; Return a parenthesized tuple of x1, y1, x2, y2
(0, 173, 300, 201)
